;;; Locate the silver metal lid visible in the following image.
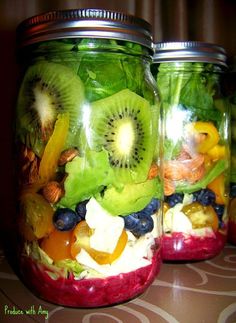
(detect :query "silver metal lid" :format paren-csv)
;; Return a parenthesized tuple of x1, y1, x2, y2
(153, 41, 227, 67)
(16, 8, 153, 50)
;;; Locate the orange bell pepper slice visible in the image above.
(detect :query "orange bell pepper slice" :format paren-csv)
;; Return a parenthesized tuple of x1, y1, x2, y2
(71, 221, 128, 264)
(207, 173, 227, 205)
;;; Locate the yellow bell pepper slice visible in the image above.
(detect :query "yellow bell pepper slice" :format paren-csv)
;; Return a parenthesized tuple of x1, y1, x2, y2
(207, 144, 226, 161)
(19, 191, 54, 241)
(39, 113, 69, 183)
(191, 121, 220, 153)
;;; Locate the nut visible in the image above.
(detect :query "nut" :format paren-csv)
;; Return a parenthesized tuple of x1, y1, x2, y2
(42, 181, 64, 204)
(19, 146, 39, 185)
(28, 158, 39, 184)
(58, 148, 79, 166)
(21, 145, 35, 162)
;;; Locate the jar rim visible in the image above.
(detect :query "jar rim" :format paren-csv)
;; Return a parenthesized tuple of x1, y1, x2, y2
(153, 41, 227, 67)
(16, 8, 153, 50)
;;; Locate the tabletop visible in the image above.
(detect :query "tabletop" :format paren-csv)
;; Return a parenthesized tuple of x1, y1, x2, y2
(0, 244, 236, 323)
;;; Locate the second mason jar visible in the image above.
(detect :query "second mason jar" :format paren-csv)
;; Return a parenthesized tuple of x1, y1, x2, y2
(152, 42, 230, 261)
(14, 9, 163, 307)
(224, 56, 236, 245)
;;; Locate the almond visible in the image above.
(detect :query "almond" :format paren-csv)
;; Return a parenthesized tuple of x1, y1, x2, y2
(58, 148, 79, 166)
(42, 181, 64, 204)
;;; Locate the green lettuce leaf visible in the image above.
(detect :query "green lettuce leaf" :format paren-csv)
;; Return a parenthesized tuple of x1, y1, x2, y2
(58, 149, 115, 208)
(96, 178, 162, 216)
(26, 241, 84, 279)
(54, 259, 84, 278)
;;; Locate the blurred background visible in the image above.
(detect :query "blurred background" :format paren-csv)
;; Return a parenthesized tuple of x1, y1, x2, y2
(0, 0, 236, 237)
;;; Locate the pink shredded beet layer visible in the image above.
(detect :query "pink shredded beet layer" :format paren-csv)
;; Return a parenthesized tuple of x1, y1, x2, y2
(20, 249, 161, 308)
(162, 231, 227, 261)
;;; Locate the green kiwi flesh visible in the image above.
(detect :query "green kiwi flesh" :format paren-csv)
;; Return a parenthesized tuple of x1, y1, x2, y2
(16, 61, 84, 156)
(83, 89, 155, 183)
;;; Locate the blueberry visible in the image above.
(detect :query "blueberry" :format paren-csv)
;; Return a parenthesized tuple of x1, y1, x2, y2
(165, 193, 184, 207)
(230, 183, 236, 198)
(135, 214, 154, 236)
(212, 203, 225, 218)
(53, 208, 79, 231)
(123, 213, 140, 231)
(193, 189, 216, 206)
(75, 199, 89, 221)
(142, 198, 160, 216)
(123, 212, 154, 236)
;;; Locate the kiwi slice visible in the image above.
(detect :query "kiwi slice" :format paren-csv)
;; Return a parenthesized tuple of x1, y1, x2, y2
(83, 89, 155, 183)
(16, 61, 84, 156)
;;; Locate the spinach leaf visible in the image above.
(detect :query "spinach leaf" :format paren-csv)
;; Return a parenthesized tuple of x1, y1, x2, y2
(157, 63, 190, 105)
(180, 73, 213, 109)
(77, 53, 127, 101)
(179, 65, 222, 124)
(157, 62, 223, 124)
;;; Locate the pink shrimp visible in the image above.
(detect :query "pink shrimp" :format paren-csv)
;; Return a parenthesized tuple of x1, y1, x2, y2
(164, 178, 176, 196)
(163, 142, 206, 193)
(181, 154, 205, 171)
(186, 164, 205, 183)
(164, 160, 188, 180)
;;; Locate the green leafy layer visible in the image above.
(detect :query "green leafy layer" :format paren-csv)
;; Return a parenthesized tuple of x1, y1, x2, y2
(157, 62, 224, 125)
(58, 150, 115, 208)
(27, 241, 84, 279)
(96, 178, 161, 216)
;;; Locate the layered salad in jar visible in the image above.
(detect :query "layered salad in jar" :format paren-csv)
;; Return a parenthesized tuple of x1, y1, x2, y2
(228, 88, 236, 245)
(15, 39, 162, 307)
(156, 62, 229, 261)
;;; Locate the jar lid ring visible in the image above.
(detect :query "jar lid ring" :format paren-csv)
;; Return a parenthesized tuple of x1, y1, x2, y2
(153, 41, 227, 67)
(16, 8, 153, 50)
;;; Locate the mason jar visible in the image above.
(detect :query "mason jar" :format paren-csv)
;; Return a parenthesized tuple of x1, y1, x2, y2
(224, 57, 236, 245)
(14, 9, 163, 307)
(152, 41, 229, 261)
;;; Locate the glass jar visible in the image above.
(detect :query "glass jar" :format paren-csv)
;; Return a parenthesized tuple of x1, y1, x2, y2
(14, 9, 163, 307)
(224, 57, 236, 245)
(152, 41, 229, 261)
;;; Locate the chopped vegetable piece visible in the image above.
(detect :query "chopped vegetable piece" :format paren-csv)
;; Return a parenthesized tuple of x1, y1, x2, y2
(39, 113, 69, 183)
(191, 121, 220, 153)
(70, 221, 128, 264)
